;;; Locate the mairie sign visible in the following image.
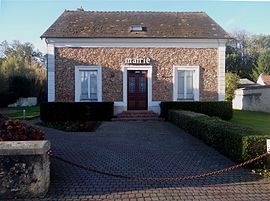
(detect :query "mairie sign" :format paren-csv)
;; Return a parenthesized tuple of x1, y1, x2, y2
(124, 58, 151, 65)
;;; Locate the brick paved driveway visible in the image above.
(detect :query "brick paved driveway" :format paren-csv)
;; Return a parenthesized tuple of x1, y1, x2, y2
(16, 121, 270, 200)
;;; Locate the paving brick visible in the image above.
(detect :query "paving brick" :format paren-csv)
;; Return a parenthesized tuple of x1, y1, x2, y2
(14, 120, 270, 201)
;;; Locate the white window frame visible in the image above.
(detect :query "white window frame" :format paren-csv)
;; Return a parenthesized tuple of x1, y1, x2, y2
(120, 65, 153, 108)
(75, 65, 102, 102)
(173, 66, 200, 101)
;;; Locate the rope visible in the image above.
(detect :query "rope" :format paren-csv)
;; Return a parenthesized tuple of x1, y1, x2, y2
(47, 150, 269, 181)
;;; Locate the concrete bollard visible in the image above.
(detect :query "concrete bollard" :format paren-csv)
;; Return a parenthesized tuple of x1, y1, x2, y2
(267, 139, 270, 170)
(23, 109, 26, 120)
(267, 139, 270, 154)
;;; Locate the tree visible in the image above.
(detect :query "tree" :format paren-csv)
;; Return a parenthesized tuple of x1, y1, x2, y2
(226, 31, 256, 80)
(0, 40, 47, 104)
(226, 31, 270, 81)
(8, 75, 32, 98)
(249, 35, 270, 54)
(225, 72, 239, 102)
(252, 48, 270, 80)
(0, 73, 8, 93)
(0, 40, 9, 58)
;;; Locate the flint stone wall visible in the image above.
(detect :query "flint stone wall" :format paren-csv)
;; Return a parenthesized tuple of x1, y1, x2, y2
(233, 86, 270, 113)
(0, 140, 50, 199)
(55, 47, 218, 102)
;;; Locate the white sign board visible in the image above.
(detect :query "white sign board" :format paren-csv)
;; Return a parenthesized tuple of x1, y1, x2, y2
(125, 58, 151, 65)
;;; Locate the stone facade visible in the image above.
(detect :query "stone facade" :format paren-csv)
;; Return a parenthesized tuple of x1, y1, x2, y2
(55, 47, 218, 102)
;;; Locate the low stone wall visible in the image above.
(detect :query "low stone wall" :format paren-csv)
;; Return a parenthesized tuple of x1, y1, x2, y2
(233, 86, 270, 113)
(0, 140, 50, 199)
(8, 97, 37, 107)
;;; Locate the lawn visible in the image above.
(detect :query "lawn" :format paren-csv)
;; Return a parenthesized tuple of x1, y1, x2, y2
(5, 106, 40, 120)
(230, 110, 270, 135)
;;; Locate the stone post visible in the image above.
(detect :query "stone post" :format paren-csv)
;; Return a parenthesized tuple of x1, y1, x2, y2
(0, 140, 50, 199)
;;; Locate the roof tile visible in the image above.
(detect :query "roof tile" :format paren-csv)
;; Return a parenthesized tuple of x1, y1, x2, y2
(41, 11, 228, 39)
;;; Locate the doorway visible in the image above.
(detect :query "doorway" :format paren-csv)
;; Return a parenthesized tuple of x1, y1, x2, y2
(127, 70, 148, 110)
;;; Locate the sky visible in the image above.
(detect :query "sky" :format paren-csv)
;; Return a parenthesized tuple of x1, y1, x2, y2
(0, 0, 270, 54)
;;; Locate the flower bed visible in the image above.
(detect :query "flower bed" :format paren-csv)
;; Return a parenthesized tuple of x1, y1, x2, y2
(0, 120, 44, 141)
(40, 121, 100, 132)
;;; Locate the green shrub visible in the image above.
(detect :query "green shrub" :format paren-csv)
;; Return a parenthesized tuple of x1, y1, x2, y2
(0, 92, 18, 107)
(160, 101, 233, 121)
(241, 136, 269, 169)
(168, 110, 269, 169)
(225, 72, 239, 102)
(40, 102, 114, 122)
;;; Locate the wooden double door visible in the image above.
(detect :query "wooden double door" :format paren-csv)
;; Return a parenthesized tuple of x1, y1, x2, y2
(127, 70, 148, 110)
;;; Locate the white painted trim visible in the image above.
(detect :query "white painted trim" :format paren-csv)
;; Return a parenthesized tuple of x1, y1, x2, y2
(122, 65, 154, 111)
(75, 65, 102, 102)
(47, 43, 55, 102)
(150, 101, 161, 107)
(45, 38, 227, 48)
(173, 66, 200, 101)
(218, 45, 226, 101)
(114, 100, 160, 107)
(257, 74, 266, 86)
(114, 101, 126, 107)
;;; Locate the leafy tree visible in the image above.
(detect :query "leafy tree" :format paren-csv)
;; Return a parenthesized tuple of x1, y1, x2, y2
(225, 72, 239, 102)
(0, 73, 8, 93)
(226, 31, 256, 80)
(226, 31, 270, 81)
(252, 49, 270, 80)
(0, 40, 46, 104)
(8, 75, 32, 98)
(250, 35, 270, 53)
(226, 41, 241, 73)
(0, 40, 8, 58)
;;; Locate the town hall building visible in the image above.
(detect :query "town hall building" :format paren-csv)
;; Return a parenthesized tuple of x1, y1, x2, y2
(41, 9, 228, 114)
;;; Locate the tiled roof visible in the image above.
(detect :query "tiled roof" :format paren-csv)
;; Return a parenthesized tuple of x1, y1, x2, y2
(41, 10, 229, 39)
(261, 74, 270, 85)
(237, 78, 256, 88)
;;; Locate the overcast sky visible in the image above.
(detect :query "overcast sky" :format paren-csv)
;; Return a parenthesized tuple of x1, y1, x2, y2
(0, 0, 270, 53)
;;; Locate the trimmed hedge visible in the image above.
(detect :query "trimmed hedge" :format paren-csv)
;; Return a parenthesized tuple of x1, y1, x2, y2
(40, 102, 114, 122)
(160, 101, 233, 121)
(168, 110, 269, 169)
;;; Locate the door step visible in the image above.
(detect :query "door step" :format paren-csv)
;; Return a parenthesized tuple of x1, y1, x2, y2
(112, 111, 164, 121)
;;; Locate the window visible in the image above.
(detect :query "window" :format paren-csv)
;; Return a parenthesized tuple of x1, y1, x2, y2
(75, 66, 102, 102)
(130, 25, 146, 32)
(129, 77, 136, 93)
(80, 70, 98, 100)
(173, 66, 200, 101)
(177, 70, 194, 100)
